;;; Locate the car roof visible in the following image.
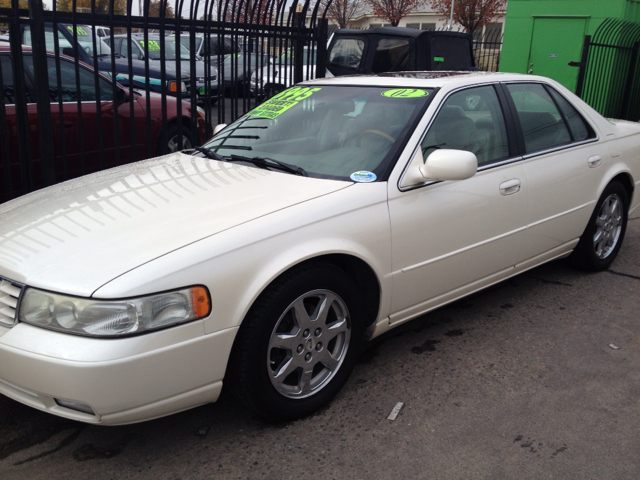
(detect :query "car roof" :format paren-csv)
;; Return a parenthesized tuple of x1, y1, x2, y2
(334, 26, 471, 40)
(0, 44, 32, 53)
(300, 71, 555, 90)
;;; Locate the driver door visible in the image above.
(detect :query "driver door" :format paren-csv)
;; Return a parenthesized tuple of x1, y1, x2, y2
(387, 84, 529, 324)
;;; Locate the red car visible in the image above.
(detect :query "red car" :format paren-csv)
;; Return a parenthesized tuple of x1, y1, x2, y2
(0, 45, 208, 201)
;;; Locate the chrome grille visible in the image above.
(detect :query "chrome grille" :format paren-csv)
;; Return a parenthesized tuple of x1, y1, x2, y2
(0, 278, 23, 327)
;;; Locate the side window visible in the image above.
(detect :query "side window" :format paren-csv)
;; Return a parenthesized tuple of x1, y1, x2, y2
(328, 39, 364, 69)
(506, 83, 572, 154)
(421, 85, 509, 165)
(547, 87, 594, 142)
(24, 56, 114, 102)
(24, 26, 73, 52)
(372, 38, 413, 73)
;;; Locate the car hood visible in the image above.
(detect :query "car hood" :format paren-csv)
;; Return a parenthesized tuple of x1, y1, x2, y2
(0, 153, 350, 297)
(147, 58, 215, 78)
(96, 56, 182, 80)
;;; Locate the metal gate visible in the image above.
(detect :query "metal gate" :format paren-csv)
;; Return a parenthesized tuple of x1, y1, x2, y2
(575, 18, 640, 121)
(0, 0, 329, 202)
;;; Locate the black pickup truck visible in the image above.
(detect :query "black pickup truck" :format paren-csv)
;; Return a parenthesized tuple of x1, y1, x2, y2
(327, 27, 476, 76)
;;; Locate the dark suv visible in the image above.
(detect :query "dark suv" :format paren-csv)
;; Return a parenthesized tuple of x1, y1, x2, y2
(20, 24, 190, 96)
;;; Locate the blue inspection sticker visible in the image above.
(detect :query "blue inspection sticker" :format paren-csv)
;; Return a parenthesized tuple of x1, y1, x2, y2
(350, 171, 377, 183)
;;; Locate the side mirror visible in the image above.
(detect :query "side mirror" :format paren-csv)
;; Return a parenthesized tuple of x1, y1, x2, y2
(213, 123, 227, 135)
(403, 148, 477, 186)
(62, 47, 77, 59)
(421, 149, 477, 181)
(116, 87, 128, 104)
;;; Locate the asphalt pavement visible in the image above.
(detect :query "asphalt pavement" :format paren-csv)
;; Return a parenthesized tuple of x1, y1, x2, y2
(0, 212, 639, 480)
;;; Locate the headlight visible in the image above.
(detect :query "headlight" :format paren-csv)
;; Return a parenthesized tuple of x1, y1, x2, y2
(197, 106, 206, 120)
(19, 286, 210, 337)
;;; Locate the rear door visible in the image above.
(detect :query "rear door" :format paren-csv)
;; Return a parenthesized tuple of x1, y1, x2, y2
(503, 81, 602, 264)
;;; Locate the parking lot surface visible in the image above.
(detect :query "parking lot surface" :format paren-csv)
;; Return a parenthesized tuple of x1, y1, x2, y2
(0, 212, 638, 480)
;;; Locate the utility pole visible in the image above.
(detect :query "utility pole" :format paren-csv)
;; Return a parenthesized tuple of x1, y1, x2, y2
(448, 0, 455, 31)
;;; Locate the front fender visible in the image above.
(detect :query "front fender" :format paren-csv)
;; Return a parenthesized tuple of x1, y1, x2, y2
(94, 183, 393, 335)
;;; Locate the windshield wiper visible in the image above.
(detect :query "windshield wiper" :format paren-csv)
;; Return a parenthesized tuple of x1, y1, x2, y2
(228, 154, 307, 176)
(187, 146, 225, 161)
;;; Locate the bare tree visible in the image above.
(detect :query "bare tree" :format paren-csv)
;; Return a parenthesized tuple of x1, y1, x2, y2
(317, 0, 364, 29)
(55, 0, 127, 15)
(365, 0, 423, 27)
(428, 0, 506, 35)
(213, 0, 281, 24)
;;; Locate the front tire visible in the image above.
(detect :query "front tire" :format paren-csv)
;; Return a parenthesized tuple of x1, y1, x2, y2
(570, 181, 629, 271)
(157, 124, 193, 155)
(226, 263, 365, 421)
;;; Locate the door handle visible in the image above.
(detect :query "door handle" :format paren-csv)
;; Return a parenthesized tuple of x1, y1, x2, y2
(588, 155, 602, 168)
(499, 179, 521, 196)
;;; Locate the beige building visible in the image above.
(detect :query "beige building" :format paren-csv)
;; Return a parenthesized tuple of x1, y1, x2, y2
(344, 5, 505, 38)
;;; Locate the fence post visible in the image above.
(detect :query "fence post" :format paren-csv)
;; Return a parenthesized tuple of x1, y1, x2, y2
(293, 6, 304, 84)
(27, 0, 56, 187)
(620, 41, 640, 120)
(574, 35, 591, 98)
(315, 18, 327, 79)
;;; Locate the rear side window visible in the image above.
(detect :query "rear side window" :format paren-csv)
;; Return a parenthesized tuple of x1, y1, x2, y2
(328, 38, 364, 69)
(547, 87, 594, 142)
(371, 38, 413, 73)
(506, 83, 572, 154)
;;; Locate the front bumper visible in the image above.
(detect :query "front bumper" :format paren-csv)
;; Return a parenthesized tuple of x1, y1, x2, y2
(0, 321, 237, 425)
(194, 78, 219, 98)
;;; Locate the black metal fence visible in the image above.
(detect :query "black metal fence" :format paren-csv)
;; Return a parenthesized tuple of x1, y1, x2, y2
(472, 27, 503, 73)
(0, 0, 329, 202)
(576, 18, 640, 121)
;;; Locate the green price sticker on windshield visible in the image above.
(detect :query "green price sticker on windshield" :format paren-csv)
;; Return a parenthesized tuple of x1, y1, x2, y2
(247, 87, 322, 119)
(66, 26, 88, 36)
(381, 89, 429, 98)
(140, 40, 161, 51)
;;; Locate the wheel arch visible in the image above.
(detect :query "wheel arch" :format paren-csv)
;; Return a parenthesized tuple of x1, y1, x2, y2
(247, 253, 382, 330)
(610, 171, 635, 207)
(166, 116, 198, 142)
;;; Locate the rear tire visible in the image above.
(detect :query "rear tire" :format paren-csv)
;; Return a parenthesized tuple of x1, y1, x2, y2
(570, 181, 629, 271)
(226, 263, 364, 421)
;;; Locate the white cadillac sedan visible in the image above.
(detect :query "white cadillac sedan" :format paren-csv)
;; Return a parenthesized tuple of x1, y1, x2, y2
(0, 72, 638, 425)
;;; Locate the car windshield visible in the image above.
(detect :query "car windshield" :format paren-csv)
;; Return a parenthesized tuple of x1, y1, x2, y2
(70, 26, 111, 56)
(142, 37, 191, 60)
(202, 85, 433, 181)
(179, 35, 203, 53)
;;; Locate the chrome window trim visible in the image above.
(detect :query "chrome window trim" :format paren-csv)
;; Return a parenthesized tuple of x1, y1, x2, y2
(520, 135, 600, 160)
